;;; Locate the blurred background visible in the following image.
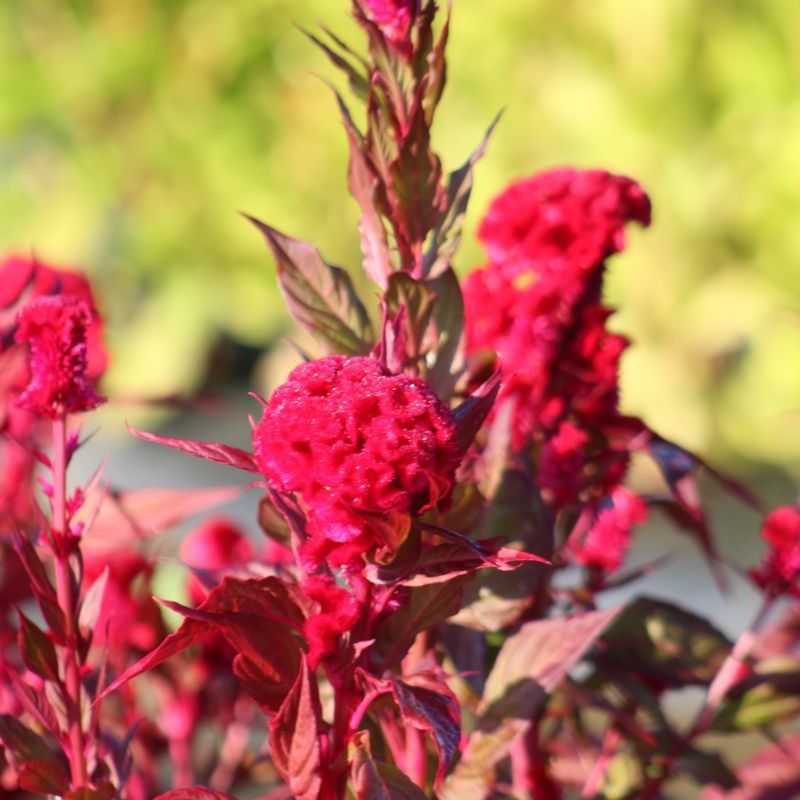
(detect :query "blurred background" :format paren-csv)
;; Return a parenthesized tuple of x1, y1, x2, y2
(1, 0, 799, 476)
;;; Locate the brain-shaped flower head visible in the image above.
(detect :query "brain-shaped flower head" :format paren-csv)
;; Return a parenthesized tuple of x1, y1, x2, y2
(253, 355, 461, 564)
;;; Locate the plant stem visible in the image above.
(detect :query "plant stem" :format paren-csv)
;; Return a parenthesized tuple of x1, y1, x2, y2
(52, 415, 89, 787)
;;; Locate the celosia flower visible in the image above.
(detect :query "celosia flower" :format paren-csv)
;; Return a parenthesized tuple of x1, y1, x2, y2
(362, 0, 418, 48)
(14, 295, 105, 418)
(477, 167, 651, 266)
(253, 355, 460, 567)
(180, 517, 255, 605)
(301, 575, 361, 668)
(750, 505, 800, 595)
(569, 488, 648, 574)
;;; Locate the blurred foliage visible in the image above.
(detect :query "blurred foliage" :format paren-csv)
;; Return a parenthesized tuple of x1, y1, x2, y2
(0, 0, 798, 472)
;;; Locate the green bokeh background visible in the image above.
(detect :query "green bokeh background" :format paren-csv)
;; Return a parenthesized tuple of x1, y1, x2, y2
(1, 0, 798, 475)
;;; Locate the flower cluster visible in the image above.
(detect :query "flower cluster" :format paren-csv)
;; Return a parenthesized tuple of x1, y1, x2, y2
(464, 169, 650, 516)
(301, 575, 361, 668)
(253, 355, 461, 568)
(750, 505, 800, 596)
(361, 0, 418, 49)
(568, 487, 648, 576)
(15, 295, 105, 418)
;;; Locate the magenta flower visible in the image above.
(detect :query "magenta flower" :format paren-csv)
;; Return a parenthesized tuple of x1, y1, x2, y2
(751, 505, 800, 595)
(301, 575, 361, 668)
(569, 488, 648, 575)
(253, 355, 460, 566)
(14, 295, 105, 418)
(362, 0, 418, 48)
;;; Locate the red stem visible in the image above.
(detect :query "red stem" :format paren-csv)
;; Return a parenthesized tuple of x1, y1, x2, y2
(52, 415, 89, 787)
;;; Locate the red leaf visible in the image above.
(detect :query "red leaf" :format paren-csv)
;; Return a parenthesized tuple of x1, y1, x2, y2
(65, 785, 117, 800)
(0, 715, 63, 767)
(451, 371, 501, 453)
(127, 425, 259, 473)
(153, 790, 237, 800)
(268, 658, 322, 800)
(386, 675, 461, 784)
(18, 759, 70, 795)
(350, 730, 429, 799)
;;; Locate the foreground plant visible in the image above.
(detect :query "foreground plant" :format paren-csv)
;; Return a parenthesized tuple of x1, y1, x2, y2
(2, 2, 800, 799)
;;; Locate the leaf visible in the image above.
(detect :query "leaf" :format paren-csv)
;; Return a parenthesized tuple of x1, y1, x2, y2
(268, 658, 321, 800)
(595, 597, 732, 688)
(451, 371, 501, 453)
(699, 734, 800, 799)
(442, 608, 621, 800)
(18, 610, 60, 683)
(375, 576, 470, 669)
(712, 665, 800, 731)
(423, 268, 465, 400)
(385, 272, 436, 364)
(350, 730, 429, 799)
(153, 790, 237, 800)
(387, 676, 461, 784)
(79, 566, 109, 637)
(246, 215, 372, 354)
(65, 785, 117, 800)
(301, 27, 370, 99)
(18, 759, 70, 795)
(680, 748, 738, 791)
(84, 484, 244, 544)
(0, 715, 60, 766)
(127, 425, 259, 472)
(422, 112, 502, 279)
(98, 576, 305, 712)
(336, 93, 393, 288)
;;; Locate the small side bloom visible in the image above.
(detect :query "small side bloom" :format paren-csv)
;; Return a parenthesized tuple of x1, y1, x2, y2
(15, 295, 105, 419)
(301, 576, 361, 668)
(361, 0, 418, 49)
(569, 488, 648, 575)
(750, 505, 800, 596)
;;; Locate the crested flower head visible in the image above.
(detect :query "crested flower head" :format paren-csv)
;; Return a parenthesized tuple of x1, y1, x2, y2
(14, 295, 105, 418)
(253, 355, 460, 566)
(751, 505, 800, 595)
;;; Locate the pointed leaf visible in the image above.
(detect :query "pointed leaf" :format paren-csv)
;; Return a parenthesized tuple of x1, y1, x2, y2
(65, 785, 117, 800)
(79, 566, 109, 636)
(246, 215, 372, 354)
(18, 759, 70, 795)
(451, 371, 501, 452)
(350, 730, 429, 799)
(0, 715, 61, 765)
(153, 790, 237, 800)
(423, 268, 466, 400)
(18, 610, 60, 683)
(127, 425, 258, 472)
(268, 658, 321, 800)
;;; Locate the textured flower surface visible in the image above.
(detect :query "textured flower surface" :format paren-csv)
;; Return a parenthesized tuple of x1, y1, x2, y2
(569, 488, 648, 574)
(751, 505, 800, 594)
(15, 295, 105, 418)
(253, 355, 460, 564)
(301, 575, 361, 668)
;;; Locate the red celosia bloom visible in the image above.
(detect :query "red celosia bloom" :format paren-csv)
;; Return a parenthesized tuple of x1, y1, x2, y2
(14, 295, 105, 419)
(362, 0, 418, 48)
(751, 505, 800, 595)
(569, 488, 648, 574)
(180, 517, 255, 605)
(477, 167, 651, 266)
(301, 575, 361, 668)
(253, 355, 460, 566)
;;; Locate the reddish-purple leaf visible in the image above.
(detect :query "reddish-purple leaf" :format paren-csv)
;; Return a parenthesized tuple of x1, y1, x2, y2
(0, 715, 62, 766)
(153, 790, 237, 800)
(245, 215, 372, 355)
(388, 676, 461, 784)
(268, 659, 322, 800)
(452, 372, 501, 453)
(65, 785, 117, 800)
(18, 759, 70, 795)
(127, 425, 259, 473)
(78, 566, 109, 638)
(350, 730, 429, 799)
(18, 610, 60, 683)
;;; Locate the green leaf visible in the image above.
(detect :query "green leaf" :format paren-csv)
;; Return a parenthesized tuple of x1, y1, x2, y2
(712, 664, 800, 731)
(246, 215, 372, 355)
